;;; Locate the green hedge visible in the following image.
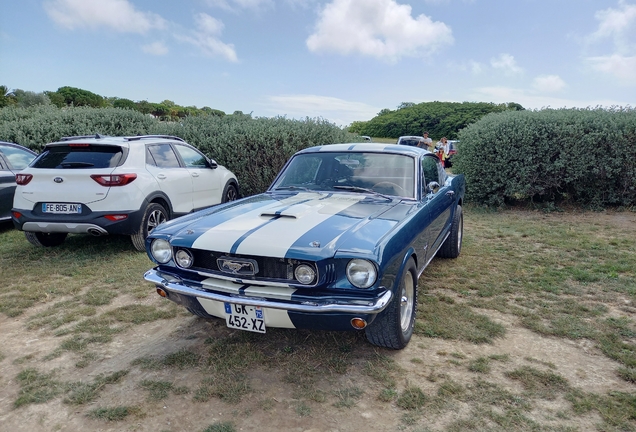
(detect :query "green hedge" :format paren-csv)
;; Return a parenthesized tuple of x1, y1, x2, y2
(0, 106, 356, 196)
(453, 108, 636, 208)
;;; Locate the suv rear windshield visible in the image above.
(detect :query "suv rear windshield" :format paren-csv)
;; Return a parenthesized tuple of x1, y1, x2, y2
(398, 138, 421, 147)
(33, 145, 125, 169)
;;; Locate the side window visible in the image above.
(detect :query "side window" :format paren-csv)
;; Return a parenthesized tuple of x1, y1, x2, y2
(422, 156, 439, 187)
(147, 144, 181, 168)
(174, 144, 207, 168)
(2, 147, 35, 170)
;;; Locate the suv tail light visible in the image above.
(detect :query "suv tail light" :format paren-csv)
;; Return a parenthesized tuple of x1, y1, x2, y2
(15, 174, 33, 185)
(90, 173, 137, 186)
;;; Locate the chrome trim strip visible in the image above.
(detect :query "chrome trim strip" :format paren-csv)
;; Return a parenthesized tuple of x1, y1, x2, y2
(145, 269, 392, 314)
(417, 231, 450, 279)
(22, 222, 108, 235)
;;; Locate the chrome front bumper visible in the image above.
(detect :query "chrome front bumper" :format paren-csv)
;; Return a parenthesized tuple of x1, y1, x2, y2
(144, 269, 393, 314)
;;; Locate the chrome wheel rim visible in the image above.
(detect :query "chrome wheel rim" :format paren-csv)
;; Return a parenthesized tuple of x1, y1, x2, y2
(400, 273, 415, 333)
(147, 209, 166, 233)
(226, 187, 238, 201)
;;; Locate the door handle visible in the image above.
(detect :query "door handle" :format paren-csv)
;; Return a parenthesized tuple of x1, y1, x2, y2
(191, 172, 199, 177)
(445, 190, 455, 197)
(157, 174, 167, 180)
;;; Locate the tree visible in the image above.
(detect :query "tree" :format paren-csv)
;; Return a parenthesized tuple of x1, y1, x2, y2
(13, 89, 50, 107)
(52, 86, 105, 107)
(0, 85, 17, 107)
(397, 102, 415, 110)
(113, 98, 137, 110)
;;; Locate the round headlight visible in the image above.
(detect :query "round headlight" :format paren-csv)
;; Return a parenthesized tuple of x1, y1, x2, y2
(294, 264, 316, 285)
(346, 259, 377, 289)
(151, 239, 172, 264)
(175, 249, 193, 268)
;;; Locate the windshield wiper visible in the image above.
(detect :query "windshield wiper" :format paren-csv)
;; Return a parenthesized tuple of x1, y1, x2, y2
(333, 185, 393, 200)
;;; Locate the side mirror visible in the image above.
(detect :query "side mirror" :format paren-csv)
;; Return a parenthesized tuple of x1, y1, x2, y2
(207, 157, 218, 169)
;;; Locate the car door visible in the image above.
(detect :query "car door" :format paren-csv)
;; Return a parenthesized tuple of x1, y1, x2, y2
(145, 143, 194, 214)
(173, 144, 222, 210)
(421, 155, 453, 261)
(0, 155, 14, 219)
(0, 145, 36, 220)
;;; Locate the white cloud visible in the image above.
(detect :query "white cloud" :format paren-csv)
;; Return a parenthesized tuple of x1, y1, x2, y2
(585, 1, 636, 83)
(264, 94, 380, 126)
(175, 13, 238, 62)
(587, 54, 636, 83)
(590, 0, 636, 52)
(533, 75, 566, 93)
(43, 0, 166, 33)
(306, 0, 453, 61)
(490, 53, 523, 75)
(470, 61, 483, 74)
(142, 42, 169, 56)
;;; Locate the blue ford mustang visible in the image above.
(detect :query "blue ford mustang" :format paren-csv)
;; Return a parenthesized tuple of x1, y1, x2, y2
(144, 143, 465, 349)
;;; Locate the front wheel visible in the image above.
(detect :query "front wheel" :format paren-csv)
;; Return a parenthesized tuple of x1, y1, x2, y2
(130, 203, 168, 251)
(365, 258, 417, 349)
(222, 182, 238, 203)
(25, 232, 68, 247)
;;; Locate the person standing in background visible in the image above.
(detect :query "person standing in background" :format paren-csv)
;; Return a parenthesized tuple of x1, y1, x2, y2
(419, 131, 433, 150)
(436, 137, 450, 167)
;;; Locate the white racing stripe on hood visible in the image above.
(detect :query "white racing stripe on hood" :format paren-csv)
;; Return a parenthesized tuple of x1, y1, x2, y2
(192, 193, 318, 251)
(235, 194, 364, 257)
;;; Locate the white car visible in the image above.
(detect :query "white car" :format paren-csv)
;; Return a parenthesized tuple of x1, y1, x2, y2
(12, 134, 239, 250)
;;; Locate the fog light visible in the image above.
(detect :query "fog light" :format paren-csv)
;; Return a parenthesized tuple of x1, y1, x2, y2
(350, 317, 367, 329)
(175, 249, 194, 268)
(156, 287, 167, 298)
(294, 264, 316, 285)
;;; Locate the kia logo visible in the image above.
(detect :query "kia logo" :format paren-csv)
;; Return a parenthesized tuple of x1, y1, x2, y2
(54, 177, 63, 183)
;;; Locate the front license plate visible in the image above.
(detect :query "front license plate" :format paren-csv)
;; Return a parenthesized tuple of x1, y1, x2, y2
(224, 303, 266, 333)
(42, 203, 82, 214)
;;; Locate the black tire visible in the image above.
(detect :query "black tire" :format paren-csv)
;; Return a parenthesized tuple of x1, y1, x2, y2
(24, 231, 68, 247)
(130, 203, 168, 251)
(365, 258, 417, 349)
(222, 182, 239, 203)
(438, 205, 463, 259)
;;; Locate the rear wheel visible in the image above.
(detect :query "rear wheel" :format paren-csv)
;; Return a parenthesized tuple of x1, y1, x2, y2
(222, 182, 238, 203)
(130, 203, 168, 251)
(25, 232, 68, 247)
(365, 258, 417, 349)
(437, 205, 463, 259)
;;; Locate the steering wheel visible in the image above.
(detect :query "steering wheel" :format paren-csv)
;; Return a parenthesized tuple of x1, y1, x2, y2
(372, 181, 406, 195)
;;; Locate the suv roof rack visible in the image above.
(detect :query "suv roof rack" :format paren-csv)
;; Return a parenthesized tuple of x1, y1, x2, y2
(125, 135, 186, 143)
(59, 133, 110, 141)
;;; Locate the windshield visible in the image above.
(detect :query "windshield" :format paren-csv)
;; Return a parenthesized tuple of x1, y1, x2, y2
(271, 152, 416, 199)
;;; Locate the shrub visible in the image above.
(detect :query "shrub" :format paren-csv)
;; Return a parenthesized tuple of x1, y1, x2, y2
(453, 107, 636, 208)
(0, 106, 356, 197)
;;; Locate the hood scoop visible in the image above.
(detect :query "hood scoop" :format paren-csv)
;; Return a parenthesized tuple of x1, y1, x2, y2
(260, 203, 324, 219)
(260, 212, 296, 219)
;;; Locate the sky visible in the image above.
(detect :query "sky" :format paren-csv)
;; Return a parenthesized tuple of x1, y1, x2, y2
(1, 0, 635, 126)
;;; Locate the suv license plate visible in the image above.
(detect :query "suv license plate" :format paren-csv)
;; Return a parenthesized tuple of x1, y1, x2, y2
(224, 303, 266, 333)
(43, 203, 82, 214)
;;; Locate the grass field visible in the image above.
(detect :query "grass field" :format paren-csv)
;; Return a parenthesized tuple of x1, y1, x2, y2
(0, 207, 635, 431)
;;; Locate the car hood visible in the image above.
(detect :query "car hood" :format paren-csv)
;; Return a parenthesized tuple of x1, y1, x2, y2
(155, 191, 414, 261)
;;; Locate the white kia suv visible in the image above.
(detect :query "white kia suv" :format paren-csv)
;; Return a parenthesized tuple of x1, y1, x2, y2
(12, 134, 239, 251)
